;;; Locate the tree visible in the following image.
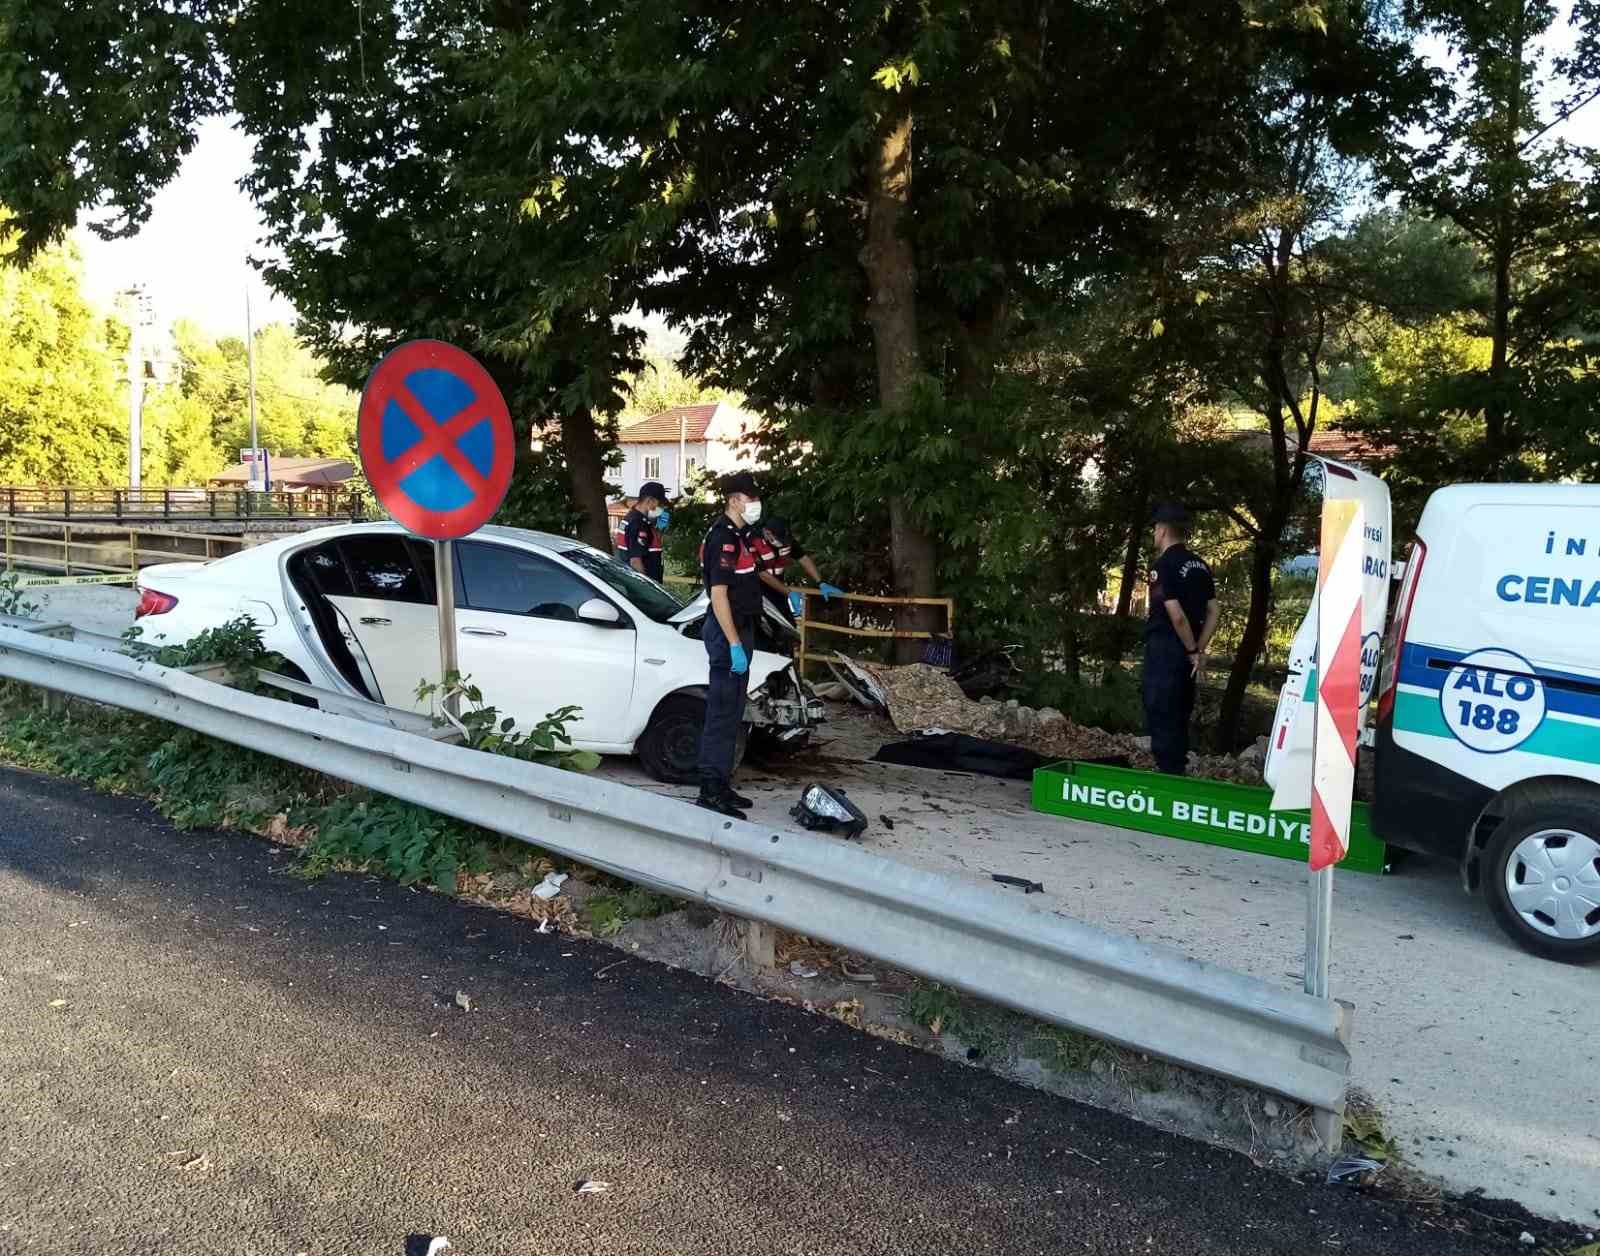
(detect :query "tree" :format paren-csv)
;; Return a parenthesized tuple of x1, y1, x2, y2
(0, 223, 125, 484)
(472, 0, 1268, 655)
(1144, 4, 1437, 747)
(1383, 0, 1600, 476)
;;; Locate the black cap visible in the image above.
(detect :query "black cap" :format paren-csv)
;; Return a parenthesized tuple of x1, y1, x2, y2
(1151, 502, 1188, 526)
(720, 470, 761, 499)
(638, 481, 667, 502)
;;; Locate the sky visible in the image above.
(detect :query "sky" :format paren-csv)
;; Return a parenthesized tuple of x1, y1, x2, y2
(74, 16, 1600, 345)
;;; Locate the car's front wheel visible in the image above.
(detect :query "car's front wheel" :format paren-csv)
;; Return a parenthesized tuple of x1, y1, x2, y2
(1483, 790, 1600, 963)
(637, 693, 748, 784)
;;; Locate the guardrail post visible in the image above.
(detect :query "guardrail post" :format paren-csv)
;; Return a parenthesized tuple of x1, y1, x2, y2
(63, 488, 71, 520)
(130, 529, 139, 580)
(113, 489, 122, 520)
(287, 492, 296, 518)
(163, 489, 171, 521)
(3, 515, 11, 571)
(63, 523, 72, 576)
(741, 920, 776, 969)
(208, 491, 217, 520)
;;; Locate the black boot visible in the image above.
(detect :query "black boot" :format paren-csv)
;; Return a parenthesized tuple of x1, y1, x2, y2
(697, 776, 746, 819)
(721, 784, 754, 809)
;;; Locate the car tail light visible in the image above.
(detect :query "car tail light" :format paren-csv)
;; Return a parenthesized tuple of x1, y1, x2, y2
(135, 587, 178, 618)
(1375, 539, 1425, 724)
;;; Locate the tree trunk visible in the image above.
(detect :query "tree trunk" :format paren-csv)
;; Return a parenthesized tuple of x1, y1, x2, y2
(1485, 0, 1526, 475)
(1216, 537, 1276, 753)
(860, 103, 939, 661)
(558, 407, 612, 551)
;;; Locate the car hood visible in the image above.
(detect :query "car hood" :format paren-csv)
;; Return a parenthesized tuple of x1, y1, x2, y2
(669, 589, 797, 637)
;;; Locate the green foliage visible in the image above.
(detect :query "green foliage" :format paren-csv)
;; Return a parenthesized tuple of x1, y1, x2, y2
(1023, 668, 1145, 736)
(0, 570, 39, 618)
(583, 886, 677, 937)
(0, 225, 126, 484)
(414, 673, 602, 773)
(301, 794, 492, 893)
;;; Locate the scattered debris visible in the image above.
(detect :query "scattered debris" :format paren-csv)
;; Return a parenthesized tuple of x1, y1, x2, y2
(533, 872, 569, 900)
(788, 960, 820, 979)
(48, 998, 68, 1008)
(453, 991, 473, 1013)
(880, 815, 895, 830)
(991, 873, 1045, 894)
(574, 1180, 611, 1194)
(840, 963, 877, 983)
(593, 959, 628, 980)
(403, 1238, 452, 1256)
(856, 661, 1265, 783)
(1518, 1233, 1535, 1248)
(1262, 1098, 1282, 1119)
(1325, 1157, 1385, 1187)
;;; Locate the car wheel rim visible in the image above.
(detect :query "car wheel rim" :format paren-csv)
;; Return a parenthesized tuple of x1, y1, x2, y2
(1505, 828, 1600, 941)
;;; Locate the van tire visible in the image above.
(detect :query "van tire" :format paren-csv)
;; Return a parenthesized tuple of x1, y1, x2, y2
(637, 694, 747, 784)
(1483, 791, 1600, 964)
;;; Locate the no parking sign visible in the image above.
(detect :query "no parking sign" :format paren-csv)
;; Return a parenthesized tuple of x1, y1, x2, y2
(356, 340, 516, 714)
(357, 340, 515, 539)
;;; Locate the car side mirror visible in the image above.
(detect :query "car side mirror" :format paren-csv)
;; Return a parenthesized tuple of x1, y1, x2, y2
(577, 597, 624, 626)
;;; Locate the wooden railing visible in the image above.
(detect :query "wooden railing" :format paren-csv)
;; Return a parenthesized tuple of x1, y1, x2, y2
(793, 588, 956, 677)
(0, 486, 366, 522)
(1, 516, 247, 582)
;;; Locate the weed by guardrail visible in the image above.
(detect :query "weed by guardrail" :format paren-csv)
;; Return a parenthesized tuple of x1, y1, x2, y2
(0, 571, 39, 618)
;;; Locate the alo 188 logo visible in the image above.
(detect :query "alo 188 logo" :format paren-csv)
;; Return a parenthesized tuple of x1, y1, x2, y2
(1440, 648, 1546, 754)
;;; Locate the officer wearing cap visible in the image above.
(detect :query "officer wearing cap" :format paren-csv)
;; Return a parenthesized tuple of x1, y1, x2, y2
(1143, 503, 1219, 775)
(695, 471, 764, 817)
(747, 515, 846, 623)
(615, 481, 670, 582)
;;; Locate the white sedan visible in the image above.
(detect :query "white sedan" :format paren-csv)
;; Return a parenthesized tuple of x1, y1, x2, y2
(133, 521, 819, 781)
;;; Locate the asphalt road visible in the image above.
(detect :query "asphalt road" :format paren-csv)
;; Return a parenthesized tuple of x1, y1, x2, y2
(0, 766, 1562, 1256)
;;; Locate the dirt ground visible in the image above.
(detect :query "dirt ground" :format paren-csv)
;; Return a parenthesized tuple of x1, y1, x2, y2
(595, 700, 1600, 1227)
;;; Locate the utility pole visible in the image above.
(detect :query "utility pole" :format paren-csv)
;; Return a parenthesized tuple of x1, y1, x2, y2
(123, 286, 152, 489)
(245, 288, 260, 489)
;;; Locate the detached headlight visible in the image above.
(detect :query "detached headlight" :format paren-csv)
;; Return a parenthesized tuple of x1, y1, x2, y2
(790, 783, 868, 840)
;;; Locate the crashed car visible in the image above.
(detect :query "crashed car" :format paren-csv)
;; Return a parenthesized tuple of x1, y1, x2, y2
(133, 521, 822, 782)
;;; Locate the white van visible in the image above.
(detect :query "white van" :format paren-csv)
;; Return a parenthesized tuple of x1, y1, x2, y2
(1372, 483, 1600, 962)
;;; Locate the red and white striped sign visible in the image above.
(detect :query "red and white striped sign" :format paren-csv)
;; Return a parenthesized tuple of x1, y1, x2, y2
(1310, 497, 1365, 871)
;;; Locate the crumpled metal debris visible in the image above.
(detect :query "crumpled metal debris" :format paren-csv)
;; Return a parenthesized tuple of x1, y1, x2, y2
(533, 872, 569, 901)
(574, 1179, 611, 1194)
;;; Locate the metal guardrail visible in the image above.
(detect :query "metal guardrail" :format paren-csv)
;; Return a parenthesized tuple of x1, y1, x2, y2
(0, 624, 1352, 1135)
(0, 486, 365, 522)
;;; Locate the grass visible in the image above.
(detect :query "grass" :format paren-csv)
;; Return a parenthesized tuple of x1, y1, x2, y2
(584, 886, 679, 937)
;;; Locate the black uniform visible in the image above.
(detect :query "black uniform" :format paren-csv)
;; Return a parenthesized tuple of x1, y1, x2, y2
(696, 514, 762, 791)
(615, 507, 664, 582)
(746, 517, 807, 622)
(1142, 544, 1216, 775)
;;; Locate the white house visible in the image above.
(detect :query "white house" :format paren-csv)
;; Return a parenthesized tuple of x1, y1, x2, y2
(615, 402, 760, 498)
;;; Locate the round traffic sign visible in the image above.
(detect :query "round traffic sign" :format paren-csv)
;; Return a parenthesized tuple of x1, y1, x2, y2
(357, 340, 515, 539)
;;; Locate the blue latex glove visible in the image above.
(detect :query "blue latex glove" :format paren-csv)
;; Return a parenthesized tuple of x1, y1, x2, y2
(788, 591, 804, 616)
(729, 643, 749, 675)
(655, 509, 671, 531)
(819, 582, 844, 601)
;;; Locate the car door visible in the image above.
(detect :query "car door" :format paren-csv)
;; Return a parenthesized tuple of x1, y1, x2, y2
(324, 534, 440, 712)
(452, 540, 637, 745)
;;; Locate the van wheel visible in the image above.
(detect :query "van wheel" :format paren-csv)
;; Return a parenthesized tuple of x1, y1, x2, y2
(637, 694, 747, 784)
(1483, 792, 1600, 963)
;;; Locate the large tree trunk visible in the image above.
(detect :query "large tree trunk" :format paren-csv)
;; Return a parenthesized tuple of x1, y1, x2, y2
(558, 407, 612, 551)
(860, 104, 939, 661)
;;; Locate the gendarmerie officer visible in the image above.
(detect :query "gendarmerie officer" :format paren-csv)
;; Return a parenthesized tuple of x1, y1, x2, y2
(614, 480, 669, 582)
(1142, 503, 1219, 776)
(746, 513, 845, 623)
(695, 472, 764, 817)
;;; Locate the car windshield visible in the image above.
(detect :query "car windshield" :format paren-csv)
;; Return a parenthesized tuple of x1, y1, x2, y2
(560, 546, 686, 624)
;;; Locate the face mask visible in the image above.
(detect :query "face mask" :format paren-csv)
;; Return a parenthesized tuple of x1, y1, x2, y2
(742, 500, 763, 525)
(648, 507, 662, 520)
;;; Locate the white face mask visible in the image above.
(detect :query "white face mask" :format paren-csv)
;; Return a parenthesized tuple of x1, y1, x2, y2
(647, 507, 662, 520)
(741, 499, 763, 525)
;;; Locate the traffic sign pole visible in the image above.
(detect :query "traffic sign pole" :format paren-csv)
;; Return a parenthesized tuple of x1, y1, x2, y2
(435, 539, 460, 719)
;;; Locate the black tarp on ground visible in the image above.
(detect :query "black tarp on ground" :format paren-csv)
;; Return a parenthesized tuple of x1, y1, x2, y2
(870, 733, 1051, 781)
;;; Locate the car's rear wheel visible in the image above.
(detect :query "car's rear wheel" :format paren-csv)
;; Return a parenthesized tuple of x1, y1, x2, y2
(637, 694, 747, 784)
(1483, 791, 1600, 963)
